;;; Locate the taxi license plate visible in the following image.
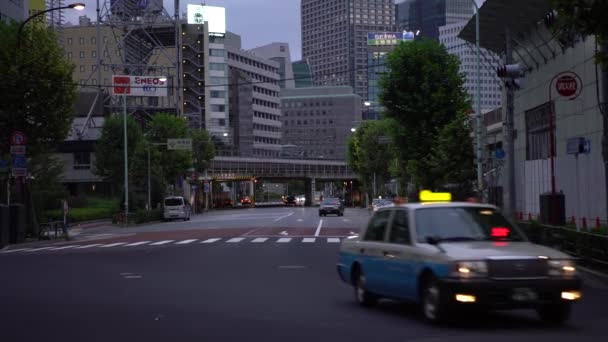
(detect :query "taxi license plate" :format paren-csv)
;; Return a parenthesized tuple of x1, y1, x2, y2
(512, 288, 538, 301)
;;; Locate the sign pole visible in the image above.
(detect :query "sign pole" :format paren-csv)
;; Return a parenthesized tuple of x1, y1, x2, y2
(147, 144, 151, 211)
(123, 94, 129, 224)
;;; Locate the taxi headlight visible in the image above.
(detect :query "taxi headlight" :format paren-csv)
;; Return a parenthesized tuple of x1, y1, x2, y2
(451, 261, 488, 278)
(548, 259, 577, 277)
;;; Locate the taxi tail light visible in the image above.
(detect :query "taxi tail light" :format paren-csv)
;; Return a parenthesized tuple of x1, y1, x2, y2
(455, 294, 476, 303)
(491, 227, 510, 238)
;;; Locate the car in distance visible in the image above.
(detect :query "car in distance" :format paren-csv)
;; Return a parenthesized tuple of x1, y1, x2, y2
(284, 196, 297, 206)
(319, 197, 345, 216)
(337, 190, 582, 325)
(240, 196, 253, 206)
(163, 196, 191, 221)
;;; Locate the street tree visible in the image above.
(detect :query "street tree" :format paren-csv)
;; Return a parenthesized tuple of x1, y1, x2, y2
(379, 39, 471, 191)
(347, 119, 395, 199)
(190, 128, 215, 174)
(94, 114, 146, 192)
(0, 22, 77, 156)
(145, 113, 192, 185)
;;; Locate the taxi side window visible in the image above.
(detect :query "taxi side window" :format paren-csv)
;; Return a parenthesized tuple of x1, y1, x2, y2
(389, 210, 411, 244)
(364, 210, 390, 241)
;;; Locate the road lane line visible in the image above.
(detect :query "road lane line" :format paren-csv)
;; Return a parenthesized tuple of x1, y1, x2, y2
(226, 238, 245, 243)
(2, 248, 32, 253)
(277, 238, 292, 243)
(75, 244, 103, 249)
(201, 238, 222, 243)
(25, 247, 55, 252)
(273, 212, 294, 222)
(150, 240, 174, 245)
(327, 238, 341, 243)
(175, 239, 198, 245)
(124, 241, 151, 247)
(314, 219, 323, 236)
(252, 238, 268, 243)
(99, 243, 126, 248)
(302, 238, 316, 243)
(49, 245, 80, 250)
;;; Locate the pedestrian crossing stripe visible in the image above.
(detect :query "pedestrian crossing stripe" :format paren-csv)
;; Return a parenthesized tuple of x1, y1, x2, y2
(1, 237, 344, 254)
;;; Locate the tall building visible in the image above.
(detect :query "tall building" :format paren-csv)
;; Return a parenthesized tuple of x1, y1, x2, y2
(396, 0, 475, 40)
(249, 42, 295, 89)
(226, 34, 282, 158)
(280, 86, 361, 160)
(1, 0, 27, 23)
(438, 21, 502, 111)
(292, 60, 313, 88)
(301, 0, 395, 100)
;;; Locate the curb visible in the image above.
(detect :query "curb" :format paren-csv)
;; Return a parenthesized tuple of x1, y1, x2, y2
(578, 265, 608, 281)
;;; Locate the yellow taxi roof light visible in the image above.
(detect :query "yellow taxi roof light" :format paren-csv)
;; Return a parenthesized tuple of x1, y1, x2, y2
(419, 190, 452, 202)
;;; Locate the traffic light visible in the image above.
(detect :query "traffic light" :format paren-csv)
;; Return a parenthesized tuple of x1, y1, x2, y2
(496, 63, 523, 78)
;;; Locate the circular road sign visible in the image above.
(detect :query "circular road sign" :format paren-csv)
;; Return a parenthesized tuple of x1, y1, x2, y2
(10, 131, 26, 146)
(555, 72, 582, 99)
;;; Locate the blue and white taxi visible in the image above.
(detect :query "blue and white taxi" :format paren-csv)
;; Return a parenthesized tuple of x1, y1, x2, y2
(337, 191, 582, 324)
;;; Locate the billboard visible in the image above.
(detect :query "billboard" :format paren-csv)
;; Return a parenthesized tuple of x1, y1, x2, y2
(367, 31, 415, 46)
(187, 4, 226, 34)
(112, 75, 168, 97)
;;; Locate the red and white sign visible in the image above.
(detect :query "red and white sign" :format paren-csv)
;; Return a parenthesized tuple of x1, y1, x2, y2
(555, 72, 582, 99)
(10, 131, 26, 146)
(112, 75, 168, 97)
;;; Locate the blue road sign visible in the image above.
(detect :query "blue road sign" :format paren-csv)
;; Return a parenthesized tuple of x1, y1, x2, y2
(495, 149, 506, 160)
(11, 154, 26, 168)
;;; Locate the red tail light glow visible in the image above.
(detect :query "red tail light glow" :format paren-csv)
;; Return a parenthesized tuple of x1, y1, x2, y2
(491, 227, 510, 238)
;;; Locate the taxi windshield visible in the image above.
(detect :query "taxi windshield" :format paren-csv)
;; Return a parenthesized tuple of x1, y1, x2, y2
(322, 198, 341, 205)
(415, 207, 525, 243)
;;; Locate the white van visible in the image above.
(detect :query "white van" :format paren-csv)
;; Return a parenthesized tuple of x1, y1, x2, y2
(163, 196, 191, 221)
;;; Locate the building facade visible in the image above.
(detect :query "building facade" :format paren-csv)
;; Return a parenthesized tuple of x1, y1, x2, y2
(249, 42, 295, 89)
(292, 60, 313, 88)
(438, 21, 502, 112)
(280, 86, 362, 160)
(226, 35, 283, 158)
(1, 0, 27, 23)
(397, 0, 476, 40)
(301, 0, 395, 100)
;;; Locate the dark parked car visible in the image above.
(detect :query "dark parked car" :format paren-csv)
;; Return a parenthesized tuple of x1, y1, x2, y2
(319, 198, 344, 216)
(284, 196, 297, 206)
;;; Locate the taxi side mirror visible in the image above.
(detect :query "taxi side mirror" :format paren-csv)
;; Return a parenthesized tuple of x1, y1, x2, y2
(426, 236, 439, 245)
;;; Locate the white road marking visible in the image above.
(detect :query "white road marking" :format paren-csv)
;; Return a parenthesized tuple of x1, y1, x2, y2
(150, 240, 174, 245)
(342, 219, 351, 222)
(201, 238, 221, 243)
(175, 239, 197, 245)
(278, 265, 306, 269)
(273, 212, 294, 222)
(314, 219, 323, 237)
(296, 219, 304, 222)
(49, 245, 80, 250)
(100, 243, 126, 248)
(302, 238, 316, 243)
(277, 238, 292, 243)
(2, 248, 32, 253)
(75, 244, 103, 249)
(252, 238, 268, 243)
(327, 238, 341, 243)
(226, 237, 245, 243)
(124, 275, 142, 279)
(279, 231, 289, 236)
(25, 247, 55, 252)
(124, 241, 151, 247)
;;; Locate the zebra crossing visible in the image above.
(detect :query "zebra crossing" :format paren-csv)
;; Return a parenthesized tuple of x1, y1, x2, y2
(0, 236, 346, 254)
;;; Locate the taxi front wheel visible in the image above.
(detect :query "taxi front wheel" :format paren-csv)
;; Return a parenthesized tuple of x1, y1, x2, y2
(537, 303, 571, 325)
(421, 277, 449, 323)
(354, 271, 377, 307)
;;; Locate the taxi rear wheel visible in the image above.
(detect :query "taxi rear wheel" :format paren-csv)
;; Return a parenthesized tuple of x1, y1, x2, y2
(354, 271, 377, 307)
(537, 303, 571, 325)
(421, 277, 448, 323)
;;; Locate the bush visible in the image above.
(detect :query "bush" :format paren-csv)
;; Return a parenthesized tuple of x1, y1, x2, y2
(130, 208, 162, 224)
(42, 197, 118, 223)
(67, 196, 89, 208)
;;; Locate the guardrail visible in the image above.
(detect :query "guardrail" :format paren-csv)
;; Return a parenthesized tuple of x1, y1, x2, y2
(518, 221, 608, 271)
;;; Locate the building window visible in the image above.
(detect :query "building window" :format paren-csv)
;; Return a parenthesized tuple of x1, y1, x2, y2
(79, 51, 85, 58)
(210, 49, 226, 57)
(92, 65, 97, 71)
(91, 51, 97, 58)
(79, 65, 85, 72)
(67, 37, 73, 45)
(211, 104, 226, 112)
(73, 152, 90, 170)
(67, 52, 72, 60)
(525, 102, 553, 161)
(91, 37, 96, 44)
(79, 37, 85, 45)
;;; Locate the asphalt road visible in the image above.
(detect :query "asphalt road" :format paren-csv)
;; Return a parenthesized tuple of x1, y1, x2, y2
(1, 207, 608, 341)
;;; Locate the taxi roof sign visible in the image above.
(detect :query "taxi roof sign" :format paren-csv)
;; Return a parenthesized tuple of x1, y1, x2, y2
(419, 190, 452, 202)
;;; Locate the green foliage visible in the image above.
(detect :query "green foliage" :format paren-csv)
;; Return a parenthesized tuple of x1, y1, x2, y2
(43, 197, 117, 223)
(551, 0, 608, 64)
(0, 22, 77, 156)
(94, 114, 146, 190)
(67, 196, 88, 208)
(379, 39, 472, 191)
(146, 113, 192, 185)
(191, 129, 216, 173)
(347, 119, 395, 197)
(27, 153, 68, 222)
(131, 208, 162, 224)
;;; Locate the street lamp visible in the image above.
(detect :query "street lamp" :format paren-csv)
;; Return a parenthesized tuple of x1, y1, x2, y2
(470, 0, 483, 200)
(17, 3, 85, 48)
(350, 127, 357, 133)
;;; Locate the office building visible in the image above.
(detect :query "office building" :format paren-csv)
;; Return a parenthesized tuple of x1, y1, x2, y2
(396, 0, 475, 40)
(281, 86, 361, 160)
(249, 42, 295, 89)
(0, 0, 27, 23)
(301, 0, 395, 100)
(292, 60, 313, 88)
(439, 21, 502, 111)
(226, 34, 282, 158)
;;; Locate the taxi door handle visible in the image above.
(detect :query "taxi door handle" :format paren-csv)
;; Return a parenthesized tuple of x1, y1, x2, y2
(383, 251, 396, 259)
(359, 248, 365, 254)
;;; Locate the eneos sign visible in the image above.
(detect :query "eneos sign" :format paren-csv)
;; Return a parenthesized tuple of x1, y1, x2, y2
(112, 75, 168, 97)
(555, 72, 582, 99)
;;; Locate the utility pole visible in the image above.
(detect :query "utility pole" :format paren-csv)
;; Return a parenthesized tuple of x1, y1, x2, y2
(123, 94, 129, 223)
(504, 27, 516, 218)
(473, 1, 483, 200)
